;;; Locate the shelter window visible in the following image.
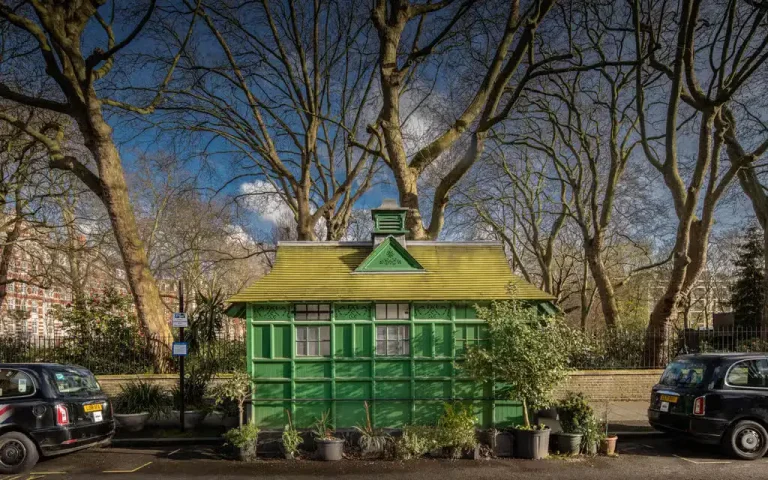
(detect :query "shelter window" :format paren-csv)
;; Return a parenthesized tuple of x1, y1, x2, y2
(376, 325, 410, 356)
(375, 303, 409, 320)
(296, 326, 330, 356)
(295, 303, 330, 321)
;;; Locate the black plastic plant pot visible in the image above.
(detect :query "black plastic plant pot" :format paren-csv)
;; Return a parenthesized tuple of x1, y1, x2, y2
(235, 441, 258, 462)
(315, 438, 344, 461)
(513, 428, 550, 460)
(556, 432, 583, 455)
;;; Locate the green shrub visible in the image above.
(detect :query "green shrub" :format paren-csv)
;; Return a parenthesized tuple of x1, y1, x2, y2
(463, 301, 574, 427)
(282, 411, 303, 457)
(557, 392, 594, 434)
(223, 423, 260, 448)
(395, 425, 440, 460)
(172, 362, 213, 411)
(436, 403, 477, 458)
(112, 380, 171, 417)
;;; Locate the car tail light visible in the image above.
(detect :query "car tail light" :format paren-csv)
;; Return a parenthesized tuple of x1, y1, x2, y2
(56, 404, 70, 425)
(693, 396, 706, 416)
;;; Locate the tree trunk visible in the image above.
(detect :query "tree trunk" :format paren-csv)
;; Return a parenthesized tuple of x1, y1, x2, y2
(0, 213, 22, 311)
(79, 99, 173, 354)
(584, 238, 620, 329)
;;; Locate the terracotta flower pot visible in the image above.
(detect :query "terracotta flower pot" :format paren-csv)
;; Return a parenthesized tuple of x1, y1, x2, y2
(600, 435, 618, 455)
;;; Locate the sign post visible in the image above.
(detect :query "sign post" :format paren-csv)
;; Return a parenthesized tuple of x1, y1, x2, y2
(177, 282, 187, 432)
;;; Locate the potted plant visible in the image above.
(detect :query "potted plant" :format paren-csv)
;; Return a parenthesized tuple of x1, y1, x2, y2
(436, 403, 479, 459)
(462, 301, 575, 460)
(354, 402, 390, 458)
(580, 413, 603, 456)
(599, 403, 618, 455)
(172, 362, 213, 429)
(556, 392, 593, 455)
(281, 411, 302, 459)
(223, 423, 260, 462)
(312, 410, 344, 461)
(112, 380, 170, 432)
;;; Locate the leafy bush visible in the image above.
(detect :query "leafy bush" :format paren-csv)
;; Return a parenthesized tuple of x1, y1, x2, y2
(112, 380, 171, 417)
(579, 413, 605, 455)
(172, 362, 213, 411)
(395, 425, 440, 460)
(223, 423, 260, 448)
(210, 371, 252, 426)
(557, 392, 594, 434)
(50, 289, 157, 374)
(436, 403, 477, 458)
(282, 411, 303, 457)
(463, 301, 574, 427)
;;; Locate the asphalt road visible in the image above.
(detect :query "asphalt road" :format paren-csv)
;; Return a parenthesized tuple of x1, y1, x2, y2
(5, 436, 768, 480)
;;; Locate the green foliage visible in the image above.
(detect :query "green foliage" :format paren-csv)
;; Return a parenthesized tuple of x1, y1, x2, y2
(172, 362, 214, 411)
(557, 392, 595, 434)
(210, 371, 252, 426)
(436, 403, 477, 457)
(312, 410, 336, 440)
(112, 380, 171, 417)
(579, 413, 605, 455)
(463, 301, 574, 427)
(223, 423, 260, 448)
(567, 326, 646, 370)
(394, 403, 478, 460)
(187, 289, 227, 354)
(354, 402, 390, 455)
(731, 226, 765, 328)
(395, 425, 440, 460)
(51, 289, 156, 374)
(282, 411, 302, 457)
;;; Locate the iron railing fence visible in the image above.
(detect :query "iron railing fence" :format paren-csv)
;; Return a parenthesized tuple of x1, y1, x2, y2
(2, 327, 767, 374)
(571, 326, 768, 370)
(0, 332, 246, 375)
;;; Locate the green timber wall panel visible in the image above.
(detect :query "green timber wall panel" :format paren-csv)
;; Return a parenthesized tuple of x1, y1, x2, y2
(247, 301, 524, 429)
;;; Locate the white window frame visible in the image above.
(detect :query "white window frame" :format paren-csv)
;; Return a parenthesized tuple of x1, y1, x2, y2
(376, 325, 410, 356)
(295, 326, 331, 357)
(294, 303, 331, 321)
(375, 303, 409, 320)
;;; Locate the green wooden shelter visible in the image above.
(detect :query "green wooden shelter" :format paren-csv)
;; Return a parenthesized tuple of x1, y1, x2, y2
(227, 200, 555, 429)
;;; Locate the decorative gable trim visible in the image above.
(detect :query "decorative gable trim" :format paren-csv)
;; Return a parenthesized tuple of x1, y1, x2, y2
(355, 236, 425, 273)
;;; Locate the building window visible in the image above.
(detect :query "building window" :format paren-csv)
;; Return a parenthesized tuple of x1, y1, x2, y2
(296, 326, 330, 356)
(375, 303, 409, 320)
(376, 325, 410, 356)
(294, 303, 331, 321)
(455, 324, 488, 356)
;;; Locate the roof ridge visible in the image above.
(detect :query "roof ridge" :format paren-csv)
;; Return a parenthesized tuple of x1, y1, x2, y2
(276, 240, 503, 247)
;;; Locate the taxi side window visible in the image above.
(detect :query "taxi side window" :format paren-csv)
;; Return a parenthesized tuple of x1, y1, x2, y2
(0, 368, 35, 398)
(726, 360, 768, 388)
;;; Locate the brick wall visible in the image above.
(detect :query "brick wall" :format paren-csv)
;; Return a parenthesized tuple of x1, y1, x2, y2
(97, 370, 663, 402)
(555, 369, 663, 401)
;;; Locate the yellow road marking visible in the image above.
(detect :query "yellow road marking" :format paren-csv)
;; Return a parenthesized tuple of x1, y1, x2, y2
(25, 475, 44, 480)
(167, 448, 181, 457)
(103, 461, 153, 474)
(673, 454, 732, 465)
(2, 475, 22, 480)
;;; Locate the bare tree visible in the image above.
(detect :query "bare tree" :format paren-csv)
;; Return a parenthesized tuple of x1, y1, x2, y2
(633, 0, 768, 362)
(0, 1, 198, 343)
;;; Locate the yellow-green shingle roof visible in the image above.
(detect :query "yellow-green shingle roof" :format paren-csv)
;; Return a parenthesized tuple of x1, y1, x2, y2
(227, 241, 553, 303)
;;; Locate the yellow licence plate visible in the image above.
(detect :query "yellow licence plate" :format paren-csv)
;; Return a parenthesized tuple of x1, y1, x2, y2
(84, 404, 103, 413)
(660, 394, 679, 404)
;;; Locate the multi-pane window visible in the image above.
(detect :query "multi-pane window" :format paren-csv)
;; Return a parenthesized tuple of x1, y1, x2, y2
(455, 324, 488, 356)
(296, 326, 331, 356)
(376, 325, 410, 356)
(294, 303, 331, 320)
(375, 303, 409, 320)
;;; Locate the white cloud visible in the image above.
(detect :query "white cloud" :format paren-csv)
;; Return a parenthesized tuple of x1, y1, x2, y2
(239, 180, 293, 224)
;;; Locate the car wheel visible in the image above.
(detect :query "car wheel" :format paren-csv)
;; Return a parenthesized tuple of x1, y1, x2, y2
(725, 420, 768, 460)
(0, 431, 39, 474)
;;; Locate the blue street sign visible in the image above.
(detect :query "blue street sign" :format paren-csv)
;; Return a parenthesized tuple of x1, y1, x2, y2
(172, 342, 189, 357)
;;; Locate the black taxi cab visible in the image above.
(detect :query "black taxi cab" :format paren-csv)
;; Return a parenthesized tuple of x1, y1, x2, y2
(0, 363, 114, 474)
(648, 353, 768, 460)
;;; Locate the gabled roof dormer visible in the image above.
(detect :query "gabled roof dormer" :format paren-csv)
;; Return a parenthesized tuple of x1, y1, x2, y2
(355, 236, 424, 273)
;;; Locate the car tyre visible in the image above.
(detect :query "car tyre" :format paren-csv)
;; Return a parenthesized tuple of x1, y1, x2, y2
(725, 420, 768, 460)
(0, 431, 40, 474)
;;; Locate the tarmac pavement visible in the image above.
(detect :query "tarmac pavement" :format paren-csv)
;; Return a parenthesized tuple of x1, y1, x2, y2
(4, 435, 767, 480)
